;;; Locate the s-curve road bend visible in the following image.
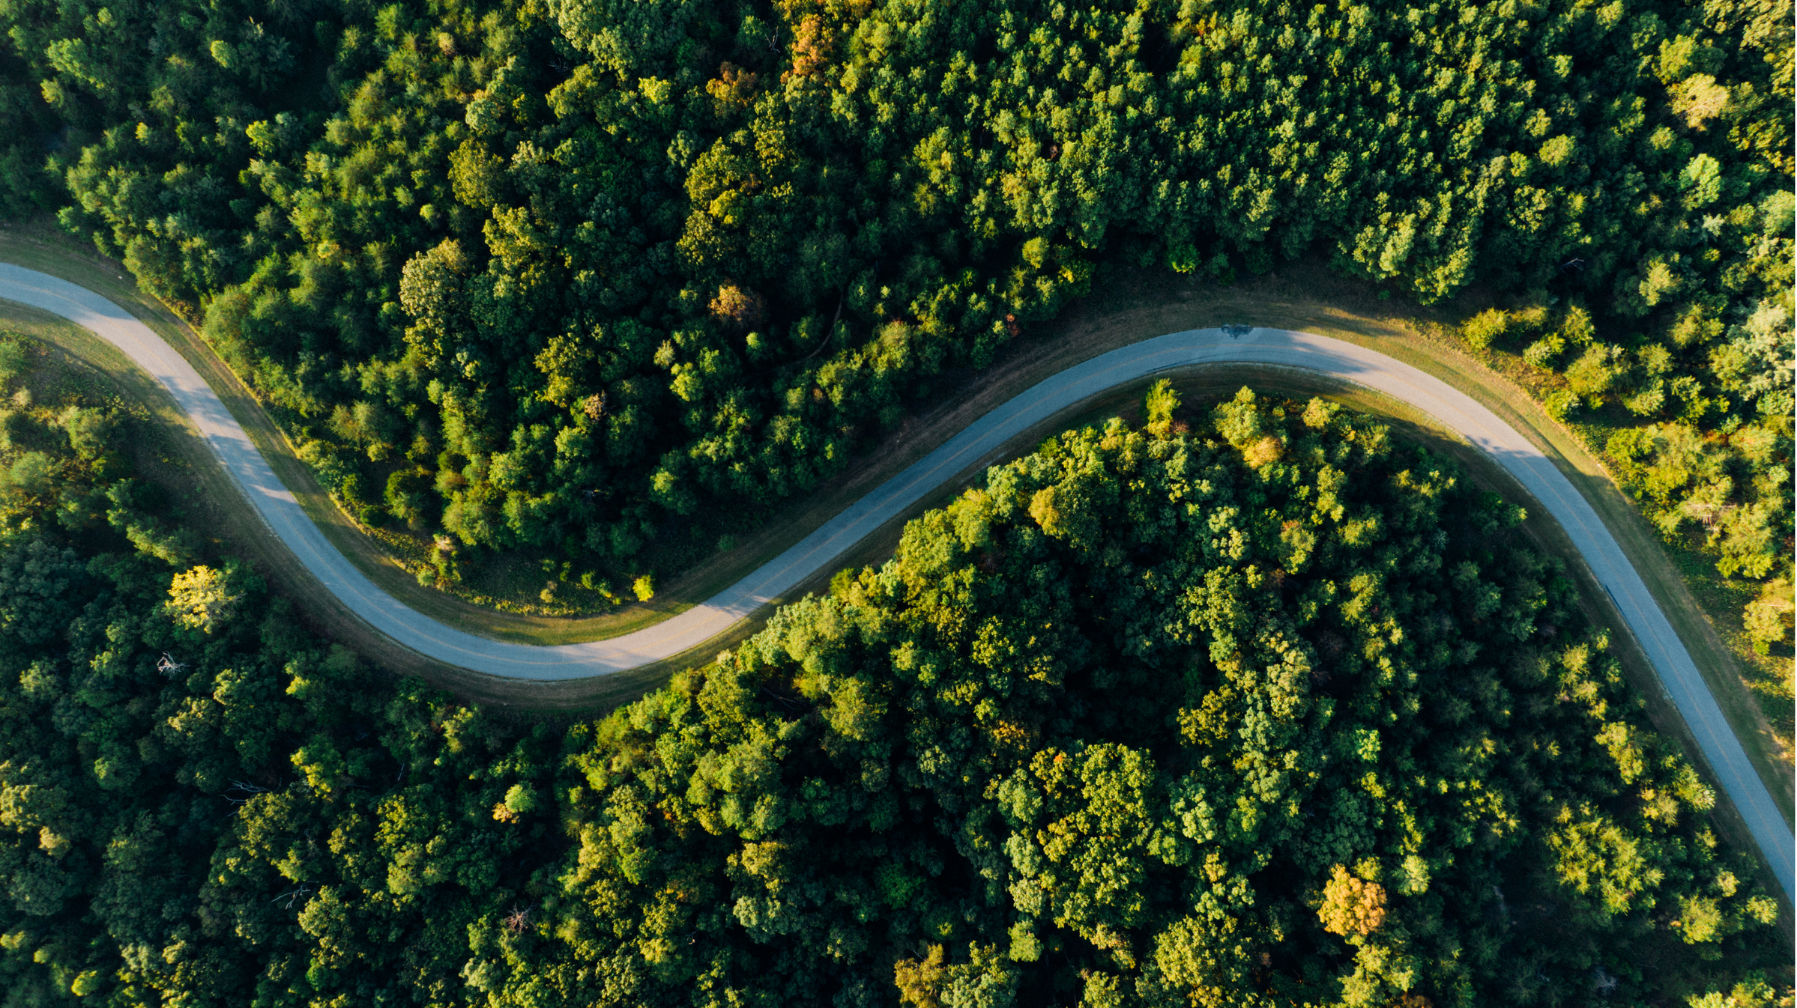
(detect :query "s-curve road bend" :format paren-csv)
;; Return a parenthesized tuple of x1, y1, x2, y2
(3, 262, 1791, 899)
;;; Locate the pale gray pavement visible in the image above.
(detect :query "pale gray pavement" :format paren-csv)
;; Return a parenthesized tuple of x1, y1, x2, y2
(2, 263, 1790, 898)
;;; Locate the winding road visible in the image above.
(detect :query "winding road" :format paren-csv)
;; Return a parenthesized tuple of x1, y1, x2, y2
(2, 262, 1791, 899)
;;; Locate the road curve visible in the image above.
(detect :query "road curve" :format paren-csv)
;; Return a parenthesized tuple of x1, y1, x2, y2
(2, 262, 1791, 897)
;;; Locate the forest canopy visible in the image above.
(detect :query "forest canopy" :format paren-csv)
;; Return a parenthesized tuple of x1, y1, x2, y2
(0, 348, 1784, 1006)
(0, 0, 1789, 1001)
(0, 0, 1788, 604)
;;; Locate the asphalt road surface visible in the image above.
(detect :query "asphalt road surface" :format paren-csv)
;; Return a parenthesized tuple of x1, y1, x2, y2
(3, 263, 1790, 899)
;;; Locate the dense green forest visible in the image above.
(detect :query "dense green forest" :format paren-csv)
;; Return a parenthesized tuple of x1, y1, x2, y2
(0, 338, 1785, 1005)
(0, 0, 1788, 612)
(0, 1, 1790, 1004)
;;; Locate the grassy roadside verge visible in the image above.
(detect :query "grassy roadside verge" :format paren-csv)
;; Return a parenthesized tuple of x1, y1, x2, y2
(2, 226, 1787, 833)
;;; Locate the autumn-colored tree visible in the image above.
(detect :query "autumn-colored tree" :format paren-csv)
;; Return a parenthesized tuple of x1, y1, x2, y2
(1318, 865, 1387, 937)
(164, 565, 243, 634)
